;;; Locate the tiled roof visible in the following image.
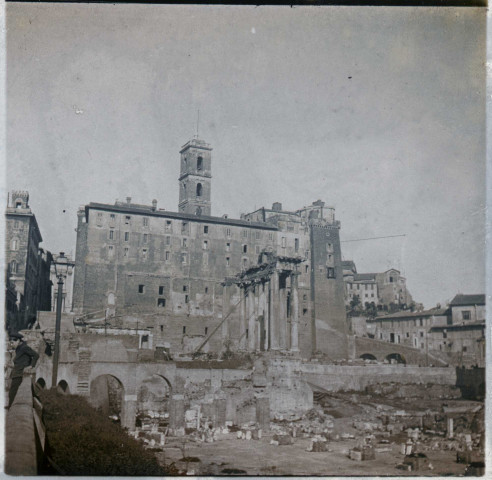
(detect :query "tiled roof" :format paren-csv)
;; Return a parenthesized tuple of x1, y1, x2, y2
(449, 294, 485, 306)
(86, 203, 278, 230)
(353, 273, 377, 281)
(371, 307, 448, 322)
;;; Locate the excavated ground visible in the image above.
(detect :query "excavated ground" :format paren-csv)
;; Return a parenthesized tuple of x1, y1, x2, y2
(152, 385, 484, 476)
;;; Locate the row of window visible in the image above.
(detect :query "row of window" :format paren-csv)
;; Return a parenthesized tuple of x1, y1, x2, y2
(348, 283, 376, 290)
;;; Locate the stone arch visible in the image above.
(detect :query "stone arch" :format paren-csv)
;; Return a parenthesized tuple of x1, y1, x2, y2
(36, 377, 46, 389)
(196, 183, 203, 197)
(360, 353, 377, 361)
(386, 353, 406, 364)
(197, 156, 203, 171)
(136, 374, 172, 427)
(89, 374, 125, 421)
(57, 380, 69, 394)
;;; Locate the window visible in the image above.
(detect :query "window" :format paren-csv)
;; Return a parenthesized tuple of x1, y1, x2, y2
(406, 332, 410, 338)
(226, 228, 231, 238)
(246, 328, 249, 339)
(205, 287, 208, 294)
(463, 346, 467, 352)
(185, 295, 189, 304)
(108, 245, 114, 258)
(226, 256, 230, 266)
(303, 308, 308, 315)
(203, 240, 208, 250)
(165, 220, 172, 232)
(124, 232, 129, 242)
(255, 245, 260, 254)
(159, 286, 164, 295)
(462, 311, 471, 321)
(295, 238, 299, 252)
(327, 267, 335, 278)
(160, 325, 164, 332)
(204, 226, 209, 234)
(243, 258, 248, 268)
(143, 234, 148, 244)
(181, 253, 187, 264)
(182, 238, 187, 248)
(420, 331, 424, 338)
(11, 240, 18, 251)
(196, 183, 203, 197)
(164, 236, 170, 246)
(13, 220, 19, 228)
(389, 276, 394, 283)
(157, 298, 166, 307)
(269, 233, 274, 241)
(124, 247, 129, 257)
(138, 285, 145, 294)
(255, 231, 260, 240)
(183, 285, 188, 292)
(414, 338, 417, 347)
(182, 222, 188, 234)
(203, 252, 208, 266)
(281, 237, 286, 248)
(10, 260, 17, 273)
(443, 331, 447, 339)
(243, 245, 247, 254)
(226, 242, 231, 252)
(165, 251, 170, 261)
(110, 214, 116, 221)
(143, 217, 149, 227)
(125, 216, 131, 224)
(305, 265, 309, 274)
(109, 229, 114, 240)
(183, 326, 186, 334)
(419, 318, 423, 326)
(205, 327, 208, 335)
(197, 156, 203, 170)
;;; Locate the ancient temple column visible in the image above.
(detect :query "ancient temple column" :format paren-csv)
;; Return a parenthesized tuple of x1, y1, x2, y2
(221, 283, 230, 341)
(258, 283, 265, 351)
(279, 274, 287, 350)
(248, 285, 256, 351)
(264, 280, 271, 350)
(270, 271, 280, 350)
(290, 273, 300, 352)
(239, 285, 247, 350)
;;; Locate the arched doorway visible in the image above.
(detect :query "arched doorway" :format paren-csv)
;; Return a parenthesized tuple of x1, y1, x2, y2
(36, 378, 46, 389)
(90, 375, 124, 422)
(386, 353, 406, 364)
(360, 353, 377, 362)
(136, 375, 172, 429)
(57, 380, 69, 394)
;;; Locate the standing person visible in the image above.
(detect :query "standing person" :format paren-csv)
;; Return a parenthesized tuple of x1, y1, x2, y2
(8, 333, 39, 408)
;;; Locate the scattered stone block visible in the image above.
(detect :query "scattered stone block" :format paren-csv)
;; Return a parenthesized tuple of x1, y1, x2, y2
(273, 434, 294, 445)
(349, 449, 363, 461)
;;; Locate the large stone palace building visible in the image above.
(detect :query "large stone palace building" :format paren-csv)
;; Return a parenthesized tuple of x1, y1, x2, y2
(72, 138, 348, 359)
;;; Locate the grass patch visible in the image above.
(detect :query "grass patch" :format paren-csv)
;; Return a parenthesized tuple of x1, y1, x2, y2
(39, 389, 170, 476)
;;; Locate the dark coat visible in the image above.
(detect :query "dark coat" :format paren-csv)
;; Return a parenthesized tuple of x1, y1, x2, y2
(11, 341, 39, 379)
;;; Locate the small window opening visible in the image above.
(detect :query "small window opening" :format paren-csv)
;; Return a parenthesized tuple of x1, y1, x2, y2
(138, 285, 145, 294)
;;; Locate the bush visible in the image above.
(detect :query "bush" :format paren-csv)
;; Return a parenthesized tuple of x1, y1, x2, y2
(39, 389, 169, 475)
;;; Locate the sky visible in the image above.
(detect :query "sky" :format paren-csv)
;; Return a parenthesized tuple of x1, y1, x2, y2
(6, 4, 486, 309)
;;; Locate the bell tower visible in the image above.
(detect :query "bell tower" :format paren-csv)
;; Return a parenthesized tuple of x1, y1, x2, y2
(178, 138, 212, 216)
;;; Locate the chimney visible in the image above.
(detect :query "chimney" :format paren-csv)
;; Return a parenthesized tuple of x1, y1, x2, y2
(126, 197, 131, 204)
(151, 199, 157, 211)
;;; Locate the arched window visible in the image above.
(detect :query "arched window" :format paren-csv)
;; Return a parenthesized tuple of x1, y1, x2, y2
(10, 260, 17, 273)
(107, 293, 115, 305)
(197, 156, 203, 171)
(183, 182, 187, 194)
(11, 239, 18, 251)
(196, 183, 203, 197)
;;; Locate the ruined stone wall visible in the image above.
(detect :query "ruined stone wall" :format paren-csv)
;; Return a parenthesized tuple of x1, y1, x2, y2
(300, 363, 456, 392)
(310, 222, 348, 359)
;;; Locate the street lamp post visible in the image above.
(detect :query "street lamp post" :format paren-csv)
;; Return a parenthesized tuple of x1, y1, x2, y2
(51, 252, 73, 389)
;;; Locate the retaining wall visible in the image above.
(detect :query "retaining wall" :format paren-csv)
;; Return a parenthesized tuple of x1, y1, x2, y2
(300, 363, 456, 392)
